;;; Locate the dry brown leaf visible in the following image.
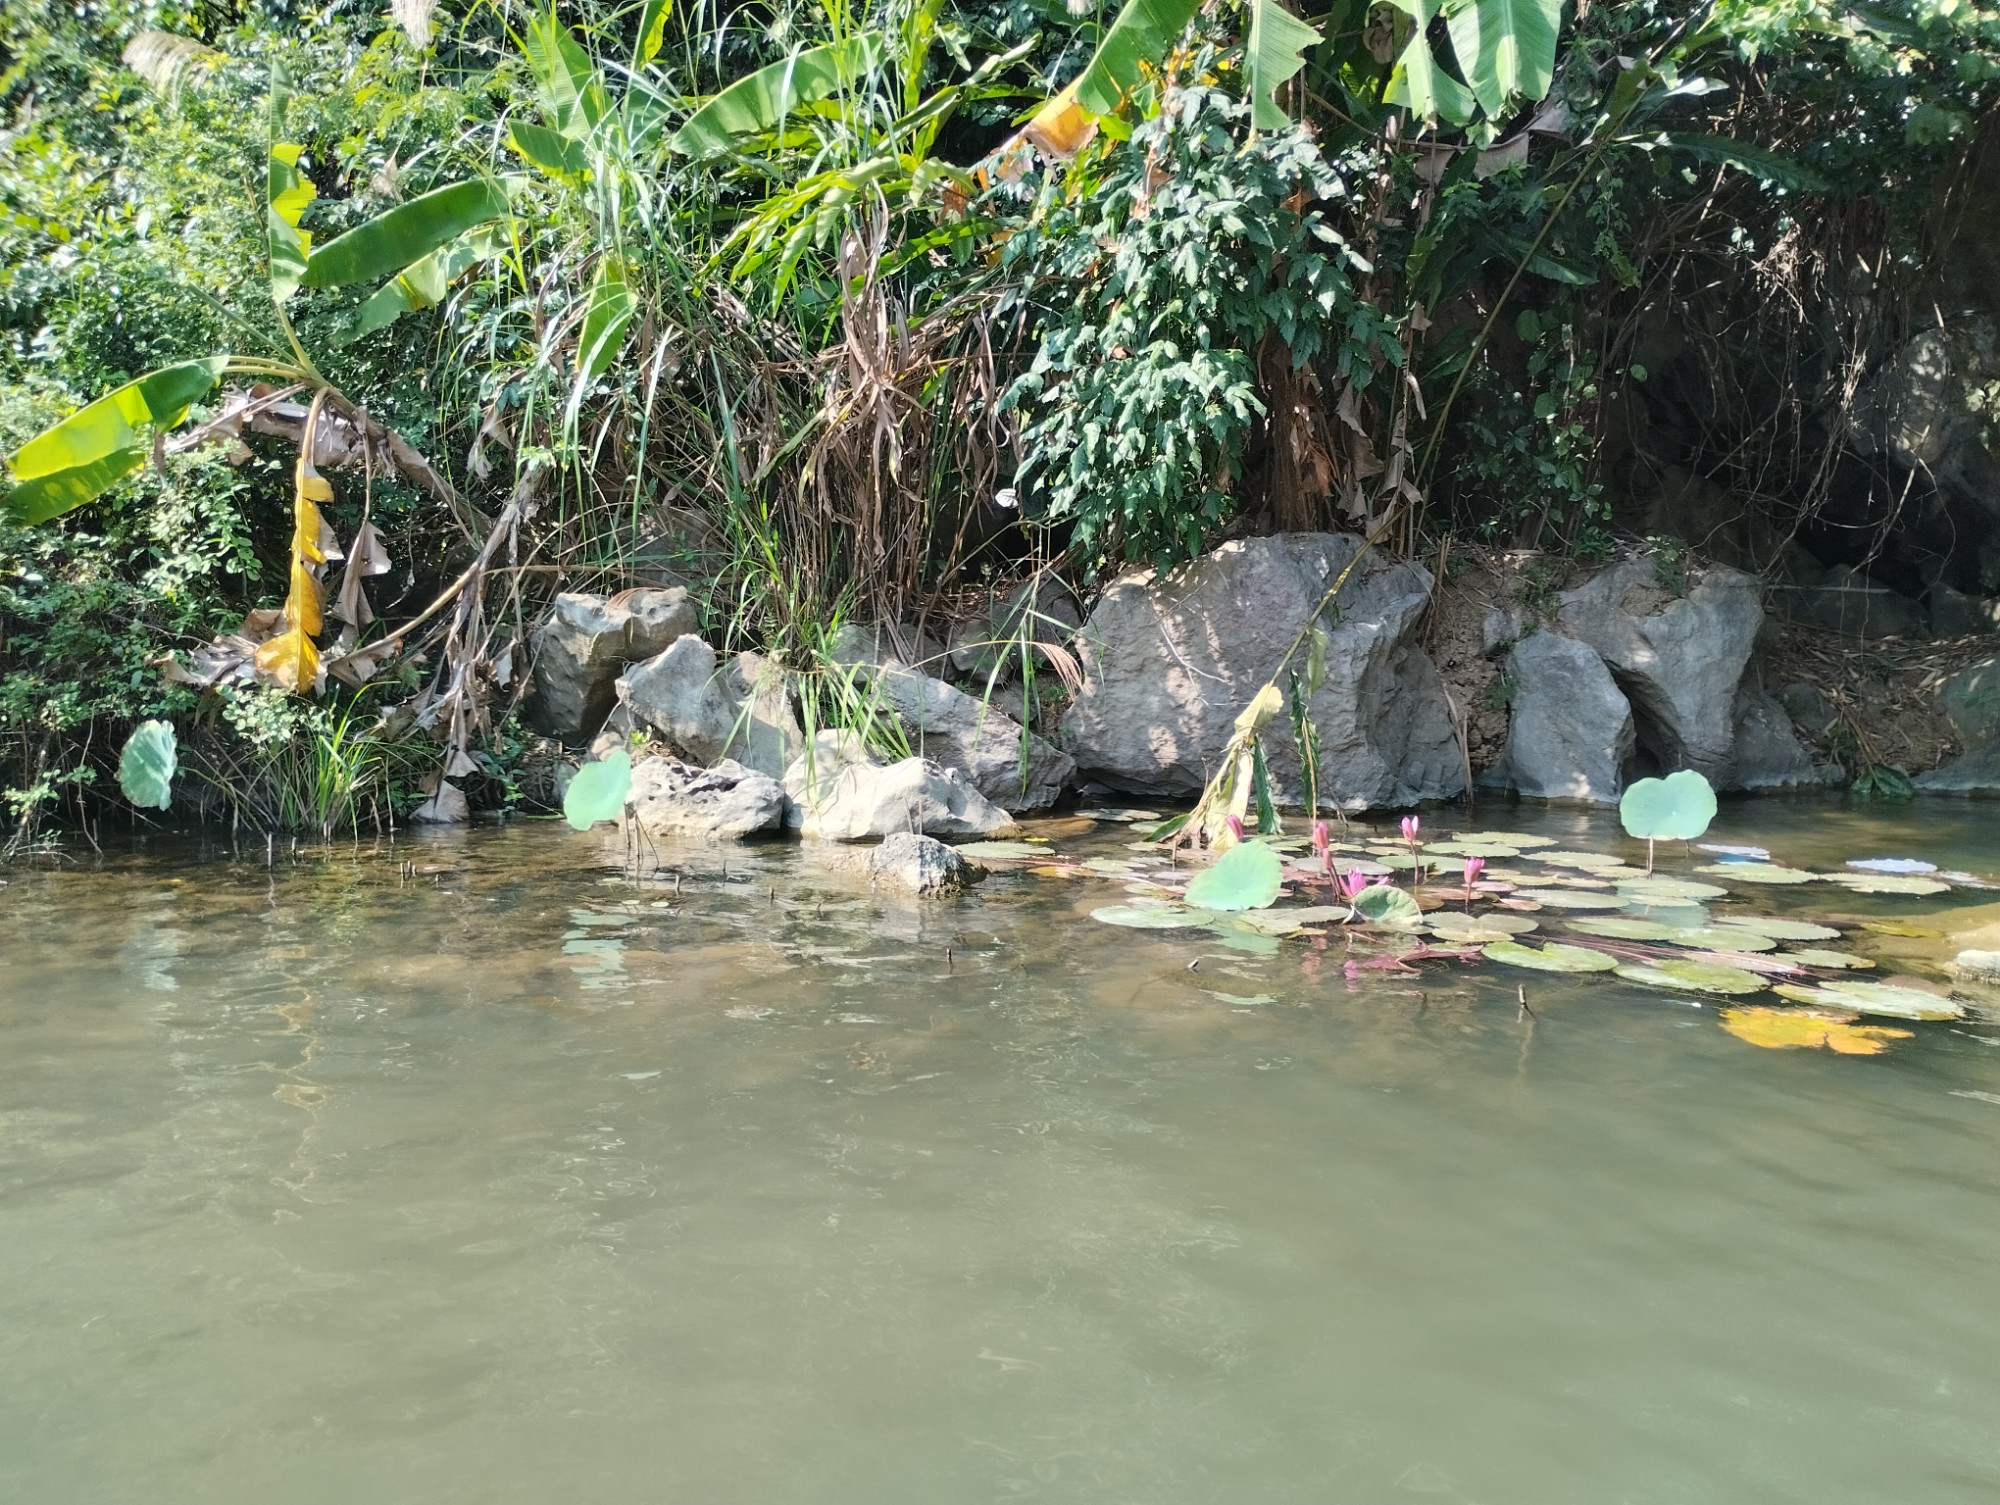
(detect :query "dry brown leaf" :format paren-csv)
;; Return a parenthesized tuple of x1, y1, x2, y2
(1719, 1006, 1912, 1056)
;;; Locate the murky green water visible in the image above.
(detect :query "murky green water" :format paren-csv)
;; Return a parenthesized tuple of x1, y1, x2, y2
(4, 797, 1999, 1504)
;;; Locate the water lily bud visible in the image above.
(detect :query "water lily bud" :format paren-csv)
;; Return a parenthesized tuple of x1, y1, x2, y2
(1312, 820, 1330, 855)
(1463, 856, 1486, 888)
(1225, 813, 1245, 842)
(1401, 815, 1420, 844)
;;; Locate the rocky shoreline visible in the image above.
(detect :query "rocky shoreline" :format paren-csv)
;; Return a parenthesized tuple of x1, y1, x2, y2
(493, 533, 2000, 847)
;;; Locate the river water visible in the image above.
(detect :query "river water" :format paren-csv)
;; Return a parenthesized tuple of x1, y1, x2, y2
(3, 797, 1998, 1503)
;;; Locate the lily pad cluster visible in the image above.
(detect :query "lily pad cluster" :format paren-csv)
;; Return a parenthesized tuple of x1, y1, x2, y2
(957, 795, 1979, 1053)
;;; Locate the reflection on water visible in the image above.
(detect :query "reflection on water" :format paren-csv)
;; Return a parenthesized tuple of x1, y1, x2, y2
(2, 797, 1999, 1504)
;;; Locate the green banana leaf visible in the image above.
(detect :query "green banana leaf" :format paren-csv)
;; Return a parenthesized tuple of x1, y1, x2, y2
(348, 225, 505, 340)
(509, 121, 592, 180)
(1383, 1, 1475, 125)
(1246, 0, 1323, 130)
(1070, 0, 1202, 117)
(576, 257, 635, 381)
(3, 357, 228, 524)
(524, 11, 609, 139)
(671, 33, 889, 157)
(301, 179, 515, 290)
(1444, 0, 1560, 118)
(266, 68, 313, 303)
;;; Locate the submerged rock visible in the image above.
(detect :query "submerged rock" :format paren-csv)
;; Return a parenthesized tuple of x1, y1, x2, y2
(525, 588, 699, 740)
(618, 638, 802, 779)
(623, 756, 786, 840)
(1495, 630, 1634, 804)
(782, 731, 1017, 841)
(1059, 533, 1463, 809)
(1914, 739, 2000, 794)
(867, 832, 981, 896)
(1558, 559, 1762, 785)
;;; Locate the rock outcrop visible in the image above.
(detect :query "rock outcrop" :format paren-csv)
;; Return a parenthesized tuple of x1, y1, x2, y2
(617, 638, 802, 779)
(1495, 631, 1635, 804)
(867, 832, 980, 896)
(781, 731, 1017, 841)
(1059, 534, 1464, 808)
(623, 756, 787, 840)
(870, 662, 1074, 812)
(525, 588, 699, 740)
(1558, 560, 1763, 784)
(1937, 657, 2000, 749)
(1914, 739, 2000, 794)
(1730, 682, 1820, 790)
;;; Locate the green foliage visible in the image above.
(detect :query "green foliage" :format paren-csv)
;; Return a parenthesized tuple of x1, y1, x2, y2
(1002, 86, 1392, 566)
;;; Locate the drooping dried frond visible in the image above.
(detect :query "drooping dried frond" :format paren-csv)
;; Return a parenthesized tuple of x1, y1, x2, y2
(121, 31, 221, 98)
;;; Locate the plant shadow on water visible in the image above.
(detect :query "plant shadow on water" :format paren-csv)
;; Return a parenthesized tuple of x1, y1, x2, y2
(0, 797, 1998, 1504)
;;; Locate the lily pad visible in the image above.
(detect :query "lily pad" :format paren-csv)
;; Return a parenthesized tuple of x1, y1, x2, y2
(1846, 857, 1936, 874)
(1714, 916, 1841, 942)
(1481, 940, 1619, 973)
(1204, 921, 1282, 955)
(1568, 916, 1680, 941)
(1620, 768, 1717, 842)
(1824, 872, 1951, 896)
(1514, 889, 1627, 910)
(117, 719, 177, 810)
(1618, 877, 1729, 902)
(1091, 904, 1205, 929)
(1429, 910, 1539, 936)
(1694, 862, 1818, 885)
(1719, 1006, 1913, 1054)
(1783, 979, 1964, 1021)
(1185, 840, 1284, 911)
(1281, 905, 1359, 927)
(1663, 927, 1778, 954)
(958, 840, 1049, 860)
(1465, 831, 1556, 848)
(1615, 959, 1768, 996)
(1538, 850, 1634, 870)
(1783, 948, 1874, 970)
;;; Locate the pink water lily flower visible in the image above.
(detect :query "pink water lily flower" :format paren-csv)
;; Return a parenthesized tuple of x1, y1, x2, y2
(1341, 869, 1373, 901)
(1400, 815, 1421, 844)
(1463, 856, 1486, 888)
(1312, 820, 1332, 872)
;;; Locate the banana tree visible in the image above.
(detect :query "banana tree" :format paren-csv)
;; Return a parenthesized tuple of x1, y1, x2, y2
(0, 64, 519, 696)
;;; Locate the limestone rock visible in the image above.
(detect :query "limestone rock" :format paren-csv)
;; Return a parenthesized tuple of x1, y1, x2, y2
(1558, 559, 1762, 784)
(782, 731, 1017, 841)
(1780, 568, 1925, 640)
(1059, 534, 1463, 809)
(1497, 630, 1635, 804)
(826, 621, 947, 673)
(525, 588, 698, 740)
(1778, 681, 1837, 737)
(618, 638, 802, 779)
(1937, 657, 2000, 750)
(869, 662, 1074, 812)
(1731, 681, 1819, 790)
(867, 832, 980, 896)
(623, 756, 787, 840)
(1914, 738, 2000, 794)
(1930, 584, 2000, 637)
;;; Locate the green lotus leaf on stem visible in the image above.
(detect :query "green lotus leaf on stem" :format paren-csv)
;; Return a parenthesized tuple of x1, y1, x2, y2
(1184, 840, 1283, 911)
(117, 719, 177, 810)
(1350, 884, 1424, 929)
(563, 749, 631, 831)
(1619, 769, 1717, 842)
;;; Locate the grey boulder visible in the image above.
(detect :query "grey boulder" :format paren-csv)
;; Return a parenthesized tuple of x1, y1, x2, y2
(1495, 630, 1635, 804)
(1558, 560, 1762, 785)
(623, 756, 787, 840)
(1937, 657, 2000, 749)
(869, 662, 1074, 812)
(1059, 533, 1463, 809)
(1731, 681, 1820, 790)
(782, 731, 1017, 841)
(1915, 739, 2000, 794)
(948, 578, 1084, 681)
(525, 588, 699, 740)
(618, 638, 803, 779)
(867, 832, 981, 897)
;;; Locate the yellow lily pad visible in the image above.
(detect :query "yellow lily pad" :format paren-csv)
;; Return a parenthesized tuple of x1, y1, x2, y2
(1719, 1006, 1913, 1054)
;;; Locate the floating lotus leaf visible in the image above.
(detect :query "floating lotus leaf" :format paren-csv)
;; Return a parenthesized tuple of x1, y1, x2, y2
(1619, 768, 1717, 842)
(1373, 853, 1436, 873)
(1537, 850, 1630, 869)
(1083, 858, 1141, 876)
(1824, 872, 1951, 896)
(117, 719, 177, 810)
(1185, 840, 1283, 911)
(1204, 921, 1282, 955)
(1714, 915, 1841, 942)
(1663, 927, 1777, 954)
(1618, 877, 1729, 901)
(1684, 950, 1801, 976)
(1846, 857, 1936, 874)
(563, 749, 631, 830)
(1694, 862, 1818, 885)
(958, 840, 1048, 860)
(1091, 904, 1204, 929)
(1616, 959, 1768, 996)
(1515, 889, 1627, 910)
(1789, 979, 1964, 1021)
(1699, 843, 1770, 859)
(1229, 909, 1306, 935)
(1481, 940, 1619, 973)
(1533, 875, 1616, 890)
(1720, 1006, 1912, 1054)
(1029, 865, 1075, 879)
(1784, 947, 1873, 970)
(1465, 831, 1556, 848)
(1429, 910, 1539, 936)
(1351, 884, 1424, 929)
(1568, 916, 1680, 941)
(1342, 859, 1394, 877)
